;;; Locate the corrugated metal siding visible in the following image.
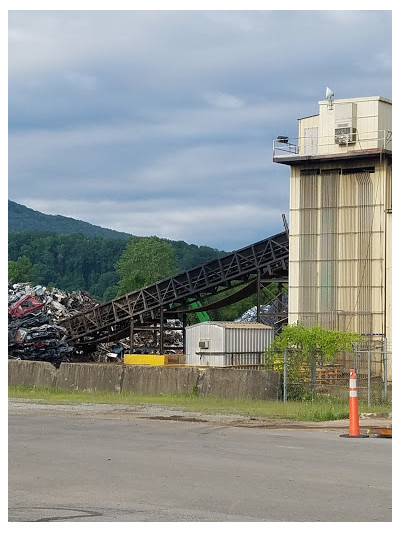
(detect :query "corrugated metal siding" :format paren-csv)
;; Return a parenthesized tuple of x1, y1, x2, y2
(386, 163, 392, 211)
(185, 322, 224, 366)
(299, 172, 318, 319)
(319, 170, 339, 327)
(385, 209, 392, 343)
(291, 166, 386, 336)
(356, 172, 373, 334)
(225, 326, 274, 365)
(185, 322, 273, 366)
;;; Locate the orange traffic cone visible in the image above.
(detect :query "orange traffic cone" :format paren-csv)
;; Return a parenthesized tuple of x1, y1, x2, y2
(340, 368, 368, 438)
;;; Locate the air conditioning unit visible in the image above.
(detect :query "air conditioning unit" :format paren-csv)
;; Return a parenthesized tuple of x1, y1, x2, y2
(334, 102, 357, 144)
(199, 339, 209, 349)
(335, 123, 357, 144)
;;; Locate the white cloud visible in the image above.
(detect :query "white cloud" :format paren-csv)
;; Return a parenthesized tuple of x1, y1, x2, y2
(203, 92, 245, 109)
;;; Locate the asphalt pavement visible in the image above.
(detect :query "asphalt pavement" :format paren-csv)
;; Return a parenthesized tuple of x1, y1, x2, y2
(8, 400, 392, 522)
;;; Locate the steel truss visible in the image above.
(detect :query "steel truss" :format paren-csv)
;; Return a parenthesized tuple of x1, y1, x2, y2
(256, 276, 288, 332)
(60, 231, 289, 345)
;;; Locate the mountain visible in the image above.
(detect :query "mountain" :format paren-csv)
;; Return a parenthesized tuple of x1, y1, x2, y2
(8, 200, 132, 240)
(8, 200, 226, 301)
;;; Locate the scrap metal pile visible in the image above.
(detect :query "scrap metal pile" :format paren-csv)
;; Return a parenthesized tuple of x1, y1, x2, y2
(93, 322, 184, 363)
(129, 319, 184, 356)
(236, 295, 288, 326)
(8, 283, 99, 365)
(8, 283, 184, 365)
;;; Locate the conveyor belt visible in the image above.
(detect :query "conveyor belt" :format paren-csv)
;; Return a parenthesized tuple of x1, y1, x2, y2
(60, 230, 289, 344)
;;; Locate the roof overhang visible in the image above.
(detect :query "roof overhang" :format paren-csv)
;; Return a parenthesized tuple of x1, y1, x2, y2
(273, 148, 392, 166)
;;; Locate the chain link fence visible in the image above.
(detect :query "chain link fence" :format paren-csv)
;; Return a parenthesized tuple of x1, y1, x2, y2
(268, 337, 391, 404)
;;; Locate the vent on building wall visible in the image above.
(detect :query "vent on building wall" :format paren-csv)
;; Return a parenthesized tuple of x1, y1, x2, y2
(342, 167, 375, 175)
(199, 339, 209, 349)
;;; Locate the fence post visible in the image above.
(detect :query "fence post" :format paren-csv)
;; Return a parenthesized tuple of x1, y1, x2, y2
(384, 338, 388, 399)
(283, 349, 287, 403)
(311, 356, 317, 397)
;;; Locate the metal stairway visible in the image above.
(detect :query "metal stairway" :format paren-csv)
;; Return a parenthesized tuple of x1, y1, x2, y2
(60, 230, 289, 345)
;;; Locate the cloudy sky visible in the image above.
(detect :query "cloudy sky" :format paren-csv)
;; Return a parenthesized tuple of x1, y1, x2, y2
(8, 7, 392, 251)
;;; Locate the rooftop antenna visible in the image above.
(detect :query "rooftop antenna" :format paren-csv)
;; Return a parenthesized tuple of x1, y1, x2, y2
(326, 87, 334, 110)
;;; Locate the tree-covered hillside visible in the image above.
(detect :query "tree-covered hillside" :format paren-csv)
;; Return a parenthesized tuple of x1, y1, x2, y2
(8, 200, 226, 302)
(8, 200, 132, 239)
(8, 231, 128, 300)
(8, 231, 225, 301)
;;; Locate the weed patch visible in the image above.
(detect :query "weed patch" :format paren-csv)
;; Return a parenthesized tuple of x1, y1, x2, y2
(8, 386, 391, 422)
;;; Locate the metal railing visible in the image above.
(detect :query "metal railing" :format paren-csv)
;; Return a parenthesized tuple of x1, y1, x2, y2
(273, 130, 392, 159)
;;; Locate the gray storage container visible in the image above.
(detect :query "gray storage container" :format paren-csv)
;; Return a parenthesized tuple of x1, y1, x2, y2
(185, 321, 274, 366)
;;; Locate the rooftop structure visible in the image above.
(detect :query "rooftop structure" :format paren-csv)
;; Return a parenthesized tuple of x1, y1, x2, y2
(273, 96, 392, 164)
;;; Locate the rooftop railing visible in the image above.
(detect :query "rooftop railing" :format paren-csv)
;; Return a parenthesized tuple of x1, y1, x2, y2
(273, 130, 392, 159)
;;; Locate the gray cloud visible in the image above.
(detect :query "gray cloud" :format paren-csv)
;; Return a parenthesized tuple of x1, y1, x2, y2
(8, 9, 392, 250)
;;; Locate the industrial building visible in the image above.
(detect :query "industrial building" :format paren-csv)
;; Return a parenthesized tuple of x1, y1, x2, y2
(273, 94, 392, 378)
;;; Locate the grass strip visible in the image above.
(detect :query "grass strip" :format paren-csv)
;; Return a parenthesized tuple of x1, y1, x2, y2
(8, 386, 391, 422)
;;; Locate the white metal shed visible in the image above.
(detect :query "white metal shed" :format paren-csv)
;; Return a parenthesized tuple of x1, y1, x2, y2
(185, 321, 274, 367)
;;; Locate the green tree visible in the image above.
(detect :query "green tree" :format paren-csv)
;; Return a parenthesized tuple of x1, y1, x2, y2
(265, 324, 362, 398)
(115, 236, 179, 296)
(8, 256, 36, 284)
(267, 324, 362, 362)
(102, 284, 119, 302)
(168, 239, 225, 270)
(8, 261, 17, 282)
(90, 271, 120, 301)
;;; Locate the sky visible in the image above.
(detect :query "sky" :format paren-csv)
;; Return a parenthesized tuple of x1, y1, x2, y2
(8, 6, 393, 251)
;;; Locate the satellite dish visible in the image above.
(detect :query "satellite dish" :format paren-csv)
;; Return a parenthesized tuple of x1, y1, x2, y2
(326, 87, 334, 110)
(326, 87, 334, 100)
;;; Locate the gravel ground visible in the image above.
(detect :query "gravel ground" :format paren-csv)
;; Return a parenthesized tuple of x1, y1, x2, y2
(8, 398, 392, 432)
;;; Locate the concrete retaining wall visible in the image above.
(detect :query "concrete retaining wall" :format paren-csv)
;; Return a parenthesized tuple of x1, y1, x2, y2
(55, 363, 124, 392)
(122, 365, 201, 396)
(8, 360, 57, 388)
(197, 367, 281, 400)
(8, 360, 281, 400)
